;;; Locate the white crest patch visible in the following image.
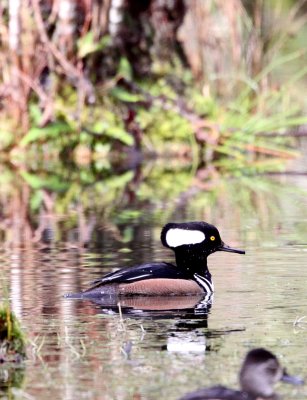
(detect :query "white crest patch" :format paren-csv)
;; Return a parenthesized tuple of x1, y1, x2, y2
(165, 228, 205, 247)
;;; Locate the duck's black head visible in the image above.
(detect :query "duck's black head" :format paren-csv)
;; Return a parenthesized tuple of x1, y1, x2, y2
(240, 348, 304, 398)
(161, 221, 245, 256)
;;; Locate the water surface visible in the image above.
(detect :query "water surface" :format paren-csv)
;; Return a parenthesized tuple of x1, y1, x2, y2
(0, 166, 306, 399)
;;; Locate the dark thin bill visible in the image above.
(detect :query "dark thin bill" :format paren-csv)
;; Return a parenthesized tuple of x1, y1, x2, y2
(281, 371, 304, 385)
(218, 243, 245, 254)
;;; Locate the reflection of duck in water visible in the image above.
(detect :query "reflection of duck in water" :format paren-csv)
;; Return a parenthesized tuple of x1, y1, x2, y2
(179, 348, 304, 400)
(66, 221, 244, 298)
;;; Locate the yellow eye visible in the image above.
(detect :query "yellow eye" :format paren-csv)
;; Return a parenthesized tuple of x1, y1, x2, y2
(210, 236, 215, 241)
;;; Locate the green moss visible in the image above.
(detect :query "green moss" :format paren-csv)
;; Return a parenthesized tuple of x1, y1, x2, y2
(0, 304, 26, 362)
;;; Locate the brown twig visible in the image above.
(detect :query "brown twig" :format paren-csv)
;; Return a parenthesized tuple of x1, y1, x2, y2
(14, 68, 48, 103)
(31, 0, 81, 80)
(241, 143, 298, 159)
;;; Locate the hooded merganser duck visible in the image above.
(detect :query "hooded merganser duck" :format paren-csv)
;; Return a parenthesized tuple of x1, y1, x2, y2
(67, 221, 245, 298)
(179, 348, 304, 400)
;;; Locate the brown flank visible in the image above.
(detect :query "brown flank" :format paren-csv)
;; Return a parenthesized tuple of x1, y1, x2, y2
(119, 278, 204, 296)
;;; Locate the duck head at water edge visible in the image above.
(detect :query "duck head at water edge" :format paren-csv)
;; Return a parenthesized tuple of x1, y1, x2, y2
(65, 221, 245, 298)
(179, 348, 304, 400)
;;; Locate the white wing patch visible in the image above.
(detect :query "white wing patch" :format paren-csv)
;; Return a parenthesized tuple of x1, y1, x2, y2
(125, 274, 151, 281)
(165, 228, 205, 247)
(100, 271, 151, 283)
(102, 271, 124, 282)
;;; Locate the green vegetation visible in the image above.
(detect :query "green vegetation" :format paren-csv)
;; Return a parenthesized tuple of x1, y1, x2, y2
(2, 70, 305, 174)
(0, 303, 25, 362)
(0, 1, 306, 174)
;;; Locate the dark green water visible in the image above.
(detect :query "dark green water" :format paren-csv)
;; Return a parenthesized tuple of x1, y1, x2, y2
(0, 158, 306, 399)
